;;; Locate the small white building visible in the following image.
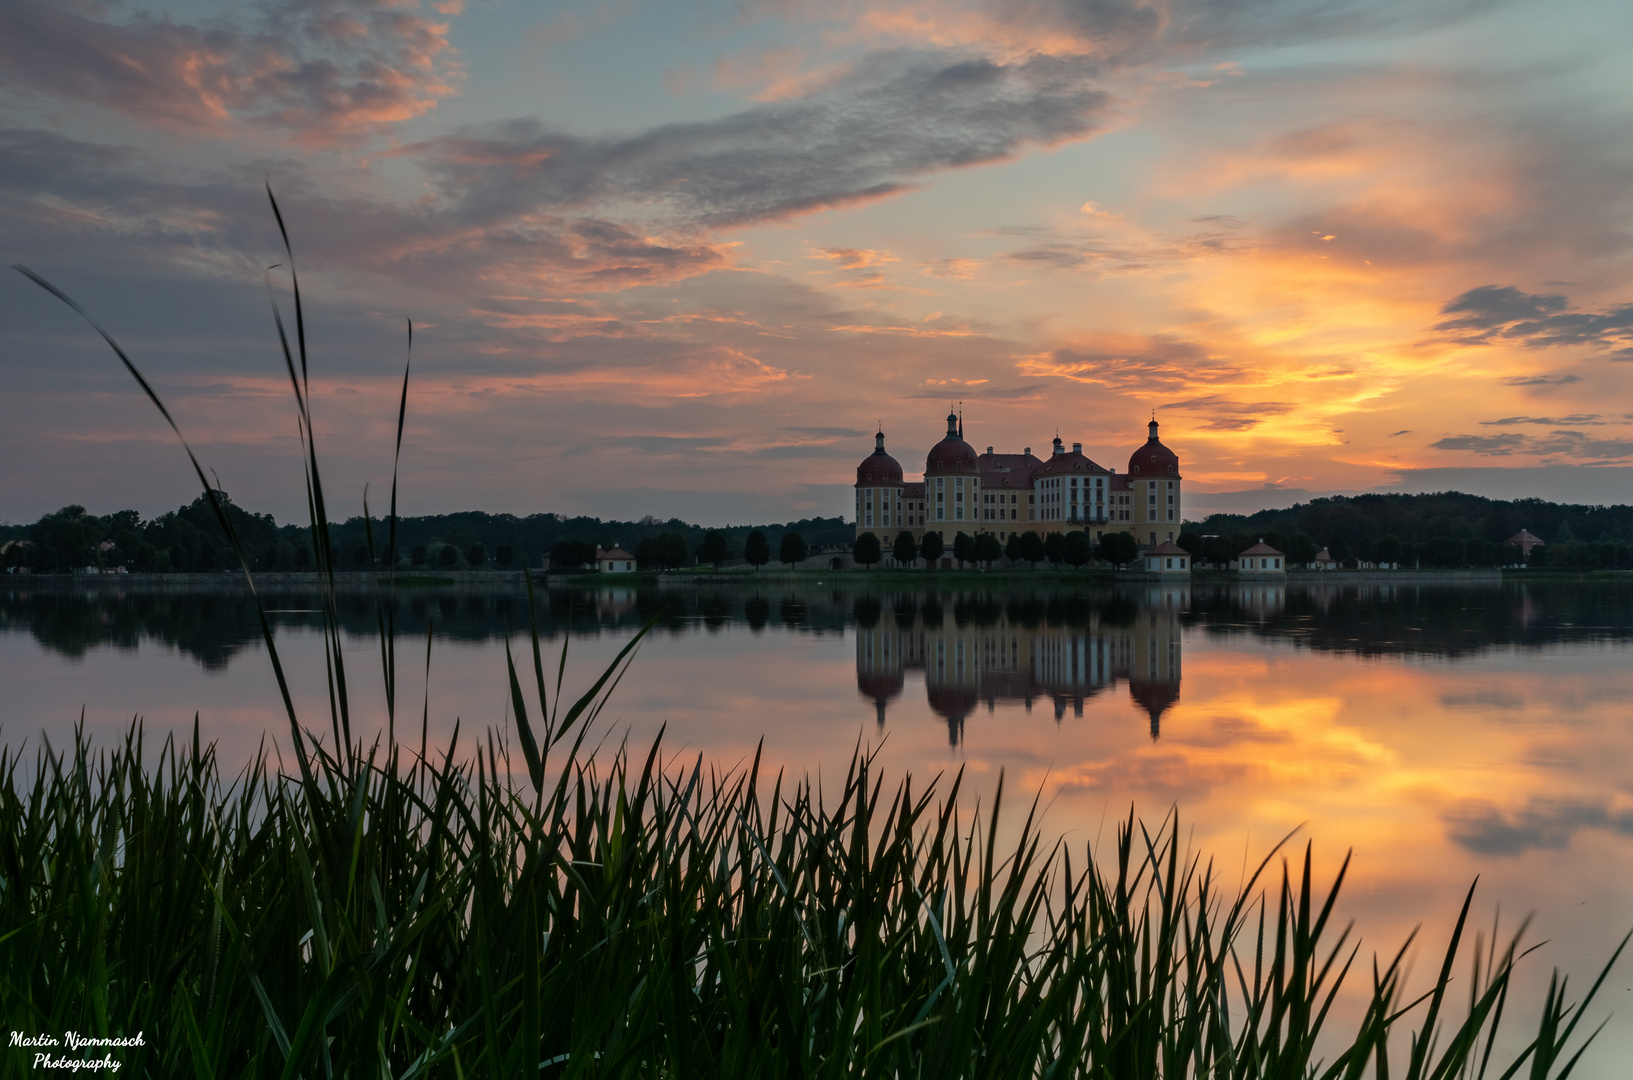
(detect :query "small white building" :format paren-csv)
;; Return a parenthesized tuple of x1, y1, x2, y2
(1238, 540, 1286, 575)
(1143, 540, 1191, 575)
(595, 547, 637, 574)
(1311, 547, 1338, 570)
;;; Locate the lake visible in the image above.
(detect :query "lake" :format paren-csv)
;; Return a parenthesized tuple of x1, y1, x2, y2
(4, 576, 1633, 1072)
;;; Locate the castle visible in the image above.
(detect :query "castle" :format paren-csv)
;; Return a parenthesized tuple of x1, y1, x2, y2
(854, 412, 1182, 549)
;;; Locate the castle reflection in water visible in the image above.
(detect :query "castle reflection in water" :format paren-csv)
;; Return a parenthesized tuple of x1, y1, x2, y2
(856, 583, 1200, 746)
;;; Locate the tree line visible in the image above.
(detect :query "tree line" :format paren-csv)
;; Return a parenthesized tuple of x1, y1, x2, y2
(0, 499, 853, 575)
(549, 530, 814, 571)
(1187, 490, 1633, 570)
(848, 529, 1143, 569)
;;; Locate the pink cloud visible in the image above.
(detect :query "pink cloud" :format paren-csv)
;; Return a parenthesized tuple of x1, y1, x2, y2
(0, 0, 460, 142)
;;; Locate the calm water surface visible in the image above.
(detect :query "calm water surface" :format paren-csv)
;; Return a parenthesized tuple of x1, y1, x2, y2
(4, 578, 1633, 1071)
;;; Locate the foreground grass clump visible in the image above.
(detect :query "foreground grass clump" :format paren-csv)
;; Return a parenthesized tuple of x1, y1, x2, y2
(0, 726, 1621, 1079)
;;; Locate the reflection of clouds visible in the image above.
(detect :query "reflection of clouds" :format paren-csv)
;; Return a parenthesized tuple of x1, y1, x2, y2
(1443, 797, 1633, 857)
(1440, 690, 1525, 710)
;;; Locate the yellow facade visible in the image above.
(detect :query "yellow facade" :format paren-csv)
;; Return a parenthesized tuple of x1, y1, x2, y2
(854, 416, 1183, 551)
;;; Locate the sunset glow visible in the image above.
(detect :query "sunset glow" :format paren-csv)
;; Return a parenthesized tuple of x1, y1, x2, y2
(3, 0, 1632, 523)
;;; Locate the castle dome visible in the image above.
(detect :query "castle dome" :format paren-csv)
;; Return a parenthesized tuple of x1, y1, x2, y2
(856, 430, 904, 486)
(1128, 417, 1180, 477)
(926, 410, 977, 474)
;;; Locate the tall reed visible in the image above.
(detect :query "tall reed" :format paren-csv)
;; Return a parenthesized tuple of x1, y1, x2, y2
(8, 197, 1626, 1078)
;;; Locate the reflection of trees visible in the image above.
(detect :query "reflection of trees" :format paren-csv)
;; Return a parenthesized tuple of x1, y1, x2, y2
(857, 585, 1188, 746)
(2, 583, 862, 669)
(1186, 583, 1633, 657)
(14, 581, 1629, 730)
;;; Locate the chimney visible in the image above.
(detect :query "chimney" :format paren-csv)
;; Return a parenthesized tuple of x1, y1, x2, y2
(1072, 442, 1082, 454)
(986, 446, 993, 455)
(1023, 446, 1031, 456)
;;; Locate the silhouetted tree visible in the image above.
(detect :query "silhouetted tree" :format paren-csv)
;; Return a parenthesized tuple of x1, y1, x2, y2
(466, 543, 486, 567)
(952, 531, 974, 568)
(920, 531, 944, 565)
(974, 532, 1003, 567)
(853, 531, 882, 569)
(1375, 534, 1403, 565)
(1016, 531, 1046, 568)
(1287, 533, 1320, 565)
(437, 544, 459, 567)
(495, 544, 515, 567)
(411, 544, 428, 566)
(743, 530, 770, 570)
(1044, 532, 1067, 565)
(779, 532, 808, 569)
(1098, 531, 1138, 568)
(1064, 530, 1092, 568)
(892, 531, 918, 567)
(699, 531, 731, 568)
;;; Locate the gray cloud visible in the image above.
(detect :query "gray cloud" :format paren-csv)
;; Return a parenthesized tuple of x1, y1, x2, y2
(606, 435, 734, 454)
(1503, 373, 1581, 386)
(1029, 338, 1246, 391)
(1430, 433, 1527, 455)
(407, 52, 1112, 230)
(1431, 430, 1633, 460)
(1165, 394, 1295, 432)
(1438, 285, 1633, 357)
(1437, 284, 1568, 333)
(753, 443, 864, 460)
(1439, 691, 1524, 710)
(783, 426, 869, 438)
(1479, 414, 1602, 426)
(1445, 796, 1633, 857)
(0, 0, 458, 140)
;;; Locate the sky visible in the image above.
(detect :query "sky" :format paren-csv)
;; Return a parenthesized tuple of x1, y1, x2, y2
(3, 0, 1633, 527)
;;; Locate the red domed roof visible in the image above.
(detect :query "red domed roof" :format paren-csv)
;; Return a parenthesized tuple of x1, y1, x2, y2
(926, 436, 978, 473)
(925, 409, 977, 473)
(856, 450, 903, 485)
(1128, 419, 1180, 477)
(856, 431, 904, 486)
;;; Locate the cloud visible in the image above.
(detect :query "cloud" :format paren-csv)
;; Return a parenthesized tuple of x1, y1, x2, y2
(784, 426, 870, 438)
(1438, 285, 1633, 357)
(1429, 433, 1527, 455)
(1019, 336, 1247, 391)
(407, 51, 1113, 230)
(1431, 431, 1633, 460)
(606, 435, 733, 454)
(918, 257, 980, 279)
(1479, 414, 1603, 426)
(0, 0, 460, 142)
(1503, 373, 1581, 386)
(1444, 796, 1633, 856)
(1191, 214, 1247, 228)
(812, 247, 897, 269)
(753, 442, 864, 460)
(1165, 394, 1296, 431)
(0, 127, 732, 316)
